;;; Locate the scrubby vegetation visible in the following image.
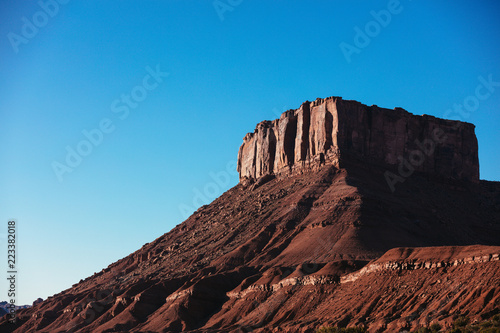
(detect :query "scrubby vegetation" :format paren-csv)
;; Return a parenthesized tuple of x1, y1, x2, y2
(443, 314, 500, 333)
(414, 315, 500, 332)
(415, 322, 443, 333)
(435, 314, 500, 333)
(316, 327, 367, 333)
(317, 314, 500, 333)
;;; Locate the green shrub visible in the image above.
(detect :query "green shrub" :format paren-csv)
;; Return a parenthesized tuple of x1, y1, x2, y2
(316, 327, 367, 333)
(478, 327, 500, 333)
(449, 328, 462, 333)
(316, 314, 500, 333)
(454, 317, 470, 328)
(430, 323, 442, 332)
(480, 321, 493, 329)
(415, 328, 431, 333)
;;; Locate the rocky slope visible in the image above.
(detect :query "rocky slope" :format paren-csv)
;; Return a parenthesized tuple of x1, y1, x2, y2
(1, 96, 499, 333)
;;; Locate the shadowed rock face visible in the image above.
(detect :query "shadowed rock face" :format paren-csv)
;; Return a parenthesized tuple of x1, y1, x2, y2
(237, 96, 480, 183)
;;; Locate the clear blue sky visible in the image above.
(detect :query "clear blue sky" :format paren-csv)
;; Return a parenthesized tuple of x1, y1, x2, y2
(1, 1, 499, 305)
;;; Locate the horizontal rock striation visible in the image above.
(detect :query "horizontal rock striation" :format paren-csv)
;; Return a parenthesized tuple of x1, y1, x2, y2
(341, 251, 500, 284)
(237, 96, 479, 182)
(225, 246, 500, 299)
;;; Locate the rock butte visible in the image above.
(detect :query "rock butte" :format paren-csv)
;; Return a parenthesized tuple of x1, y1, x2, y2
(2, 95, 499, 333)
(238, 96, 479, 182)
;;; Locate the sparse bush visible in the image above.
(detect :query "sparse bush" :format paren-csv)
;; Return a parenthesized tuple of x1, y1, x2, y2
(412, 315, 500, 332)
(430, 323, 442, 332)
(415, 328, 431, 333)
(317, 314, 500, 333)
(316, 327, 367, 333)
(448, 329, 461, 333)
(454, 316, 470, 328)
(477, 327, 500, 333)
(480, 321, 493, 329)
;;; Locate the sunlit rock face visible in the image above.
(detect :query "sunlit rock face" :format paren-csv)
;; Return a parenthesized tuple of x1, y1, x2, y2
(237, 96, 479, 182)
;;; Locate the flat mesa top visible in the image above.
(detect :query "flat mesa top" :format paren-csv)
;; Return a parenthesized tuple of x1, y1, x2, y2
(237, 96, 479, 182)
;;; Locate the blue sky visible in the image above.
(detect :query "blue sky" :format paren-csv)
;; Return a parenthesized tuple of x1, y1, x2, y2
(1, 1, 499, 305)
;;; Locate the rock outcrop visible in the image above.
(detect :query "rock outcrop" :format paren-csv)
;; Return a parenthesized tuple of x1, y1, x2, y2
(2, 96, 499, 333)
(237, 96, 480, 182)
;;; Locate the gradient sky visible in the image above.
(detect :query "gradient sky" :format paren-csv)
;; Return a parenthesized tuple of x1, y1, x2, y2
(1, 1, 499, 305)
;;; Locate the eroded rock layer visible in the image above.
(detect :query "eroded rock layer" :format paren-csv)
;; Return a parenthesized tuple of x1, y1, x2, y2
(237, 97, 479, 182)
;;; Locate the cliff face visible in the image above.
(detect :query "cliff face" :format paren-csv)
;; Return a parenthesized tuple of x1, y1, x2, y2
(237, 96, 480, 182)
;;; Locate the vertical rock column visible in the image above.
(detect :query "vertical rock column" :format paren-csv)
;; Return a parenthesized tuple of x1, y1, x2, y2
(274, 110, 297, 175)
(237, 133, 257, 180)
(255, 121, 277, 178)
(294, 102, 311, 164)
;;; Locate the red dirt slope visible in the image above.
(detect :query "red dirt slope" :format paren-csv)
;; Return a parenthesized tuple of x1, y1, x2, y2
(1, 161, 499, 332)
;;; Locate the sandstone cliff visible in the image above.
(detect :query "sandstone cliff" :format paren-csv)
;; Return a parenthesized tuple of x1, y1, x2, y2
(3, 97, 499, 333)
(237, 96, 480, 182)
